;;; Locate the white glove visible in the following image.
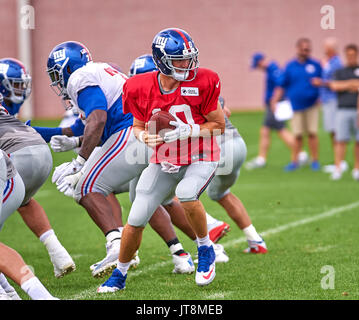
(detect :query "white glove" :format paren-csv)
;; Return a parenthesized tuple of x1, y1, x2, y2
(160, 161, 181, 174)
(56, 170, 83, 197)
(52, 162, 71, 184)
(51, 156, 86, 185)
(50, 135, 80, 152)
(163, 118, 200, 143)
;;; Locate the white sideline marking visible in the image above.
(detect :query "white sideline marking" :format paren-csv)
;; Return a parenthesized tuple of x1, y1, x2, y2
(223, 200, 359, 248)
(68, 200, 359, 300)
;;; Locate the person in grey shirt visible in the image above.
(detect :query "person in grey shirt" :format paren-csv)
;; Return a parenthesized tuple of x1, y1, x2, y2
(0, 150, 58, 300)
(0, 107, 75, 278)
(328, 44, 359, 180)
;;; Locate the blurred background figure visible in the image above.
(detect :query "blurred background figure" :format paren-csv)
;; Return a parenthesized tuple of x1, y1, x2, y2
(312, 37, 347, 174)
(328, 44, 359, 180)
(245, 53, 297, 170)
(271, 38, 322, 172)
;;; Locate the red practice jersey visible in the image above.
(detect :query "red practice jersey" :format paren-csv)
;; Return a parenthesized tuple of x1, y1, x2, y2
(123, 68, 221, 165)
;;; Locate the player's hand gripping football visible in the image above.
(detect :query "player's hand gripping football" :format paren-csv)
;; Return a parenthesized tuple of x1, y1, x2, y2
(163, 117, 199, 143)
(141, 123, 164, 148)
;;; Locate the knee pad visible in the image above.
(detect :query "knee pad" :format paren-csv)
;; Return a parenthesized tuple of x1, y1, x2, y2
(127, 190, 161, 227)
(176, 176, 202, 202)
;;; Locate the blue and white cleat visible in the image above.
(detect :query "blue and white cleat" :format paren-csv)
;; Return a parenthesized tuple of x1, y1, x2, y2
(195, 244, 216, 286)
(97, 268, 127, 293)
(194, 243, 229, 264)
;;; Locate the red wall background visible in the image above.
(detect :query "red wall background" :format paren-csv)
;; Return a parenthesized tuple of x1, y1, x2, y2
(0, 0, 358, 118)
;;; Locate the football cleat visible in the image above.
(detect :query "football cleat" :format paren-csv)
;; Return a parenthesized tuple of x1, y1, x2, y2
(194, 243, 229, 264)
(6, 289, 21, 300)
(97, 268, 126, 293)
(45, 238, 76, 278)
(92, 239, 121, 278)
(195, 244, 216, 286)
(208, 221, 230, 243)
(172, 252, 195, 274)
(0, 287, 10, 300)
(213, 243, 229, 263)
(90, 249, 140, 272)
(0, 293, 10, 300)
(129, 250, 140, 269)
(243, 238, 268, 254)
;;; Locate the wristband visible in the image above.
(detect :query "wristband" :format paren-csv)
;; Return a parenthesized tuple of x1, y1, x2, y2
(190, 124, 200, 138)
(74, 136, 81, 147)
(138, 130, 145, 143)
(76, 155, 86, 165)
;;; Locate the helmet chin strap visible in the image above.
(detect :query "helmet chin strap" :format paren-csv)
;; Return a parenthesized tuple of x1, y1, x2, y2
(9, 93, 24, 104)
(172, 70, 189, 81)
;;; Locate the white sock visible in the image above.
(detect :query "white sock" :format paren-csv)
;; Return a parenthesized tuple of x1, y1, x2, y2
(20, 277, 53, 300)
(205, 212, 219, 225)
(196, 235, 212, 248)
(117, 227, 124, 236)
(106, 230, 122, 243)
(116, 261, 130, 276)
(43, 233, 63, 255)
(39, 229, 55, 243)
(0, 273, 15, 293)
(242, 224, 262, 242)
(169, 243, 184, 255)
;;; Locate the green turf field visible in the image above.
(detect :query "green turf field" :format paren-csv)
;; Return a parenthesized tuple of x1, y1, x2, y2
(2, 111, 359, 300)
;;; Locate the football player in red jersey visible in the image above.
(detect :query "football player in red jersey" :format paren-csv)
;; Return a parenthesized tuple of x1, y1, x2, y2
(98, 28, 225, 292)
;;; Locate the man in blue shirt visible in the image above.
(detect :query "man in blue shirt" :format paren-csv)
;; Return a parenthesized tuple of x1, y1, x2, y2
(245, 53, 296, 170)
(271, 38, 322, 171)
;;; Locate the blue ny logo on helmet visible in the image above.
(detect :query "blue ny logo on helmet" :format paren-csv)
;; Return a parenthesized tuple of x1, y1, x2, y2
(47, 41, 92, 101)
(0, 58, 32, 107)
(128, 54, 157, 77)
(152, 28, 199, 81)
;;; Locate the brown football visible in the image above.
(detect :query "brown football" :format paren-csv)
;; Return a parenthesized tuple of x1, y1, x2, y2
(148, 111, 176, 138)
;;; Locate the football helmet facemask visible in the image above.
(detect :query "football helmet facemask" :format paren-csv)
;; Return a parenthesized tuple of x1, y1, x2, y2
(47, 41, 92, 109)
(152, 28, 199, 82)
(0, 58, 31, 105)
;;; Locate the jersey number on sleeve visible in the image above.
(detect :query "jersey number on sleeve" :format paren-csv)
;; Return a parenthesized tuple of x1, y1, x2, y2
(104, 66, 128, 81)
(104, 66, 120, 76)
